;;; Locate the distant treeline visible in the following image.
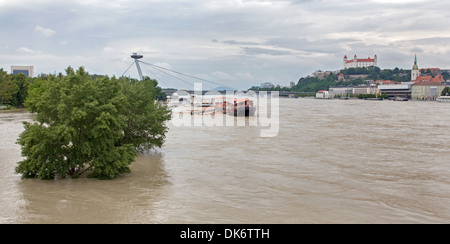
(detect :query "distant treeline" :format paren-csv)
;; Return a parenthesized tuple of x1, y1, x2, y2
(0, 69, 166, 108)
(251, 67, 450, 93)
(340, 66, 411, 81)
(0, 69, 30, 107)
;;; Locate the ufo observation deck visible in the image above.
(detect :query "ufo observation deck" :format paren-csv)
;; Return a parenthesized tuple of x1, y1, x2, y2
(131, 53, 144, 59)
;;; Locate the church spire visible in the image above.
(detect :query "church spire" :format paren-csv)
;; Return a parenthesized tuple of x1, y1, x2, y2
(412, 54, 419, 70)
(411, 54, 419, 81)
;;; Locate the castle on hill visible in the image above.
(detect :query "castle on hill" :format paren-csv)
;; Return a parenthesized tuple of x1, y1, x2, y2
(343, 54, 377, 69)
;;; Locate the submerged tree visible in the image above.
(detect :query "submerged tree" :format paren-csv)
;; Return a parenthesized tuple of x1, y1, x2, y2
(119, 76, 171, 150)
(16, 67, 171, 180)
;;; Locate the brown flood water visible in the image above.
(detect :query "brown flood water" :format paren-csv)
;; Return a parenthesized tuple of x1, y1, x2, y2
(1, 99, 449, 224)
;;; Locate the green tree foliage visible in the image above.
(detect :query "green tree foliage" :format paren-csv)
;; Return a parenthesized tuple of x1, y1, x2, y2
(0, 69, 31, 107)
(340, 67, 410, 82)
(442, 71, 450, 81)
(250, 67, 415, 93)
(0, 69, 19, 105)
(16, 67, 171, 180)
(441, 87, 450, 96)
(356, 93, 388, 99)
(119, 76, 171, 150)
(10, 73, 30, 107)
(292, 73, 340, 92)
(287, 67, 412, 92)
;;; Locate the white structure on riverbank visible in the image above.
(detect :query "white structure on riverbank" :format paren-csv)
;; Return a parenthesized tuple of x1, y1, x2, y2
(329, 87, 352, 97)
(316, 90, 331, 99)
(437, 96, 450, 103)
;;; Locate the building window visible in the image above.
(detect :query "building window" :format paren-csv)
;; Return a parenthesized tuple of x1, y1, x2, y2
(430, 87, 437, 97)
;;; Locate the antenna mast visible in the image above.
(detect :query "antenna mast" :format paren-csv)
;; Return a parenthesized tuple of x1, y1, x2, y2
(131, 52, 144, 80)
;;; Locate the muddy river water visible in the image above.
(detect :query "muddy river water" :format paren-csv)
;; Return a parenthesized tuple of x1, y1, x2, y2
(1, 98, 449, 223)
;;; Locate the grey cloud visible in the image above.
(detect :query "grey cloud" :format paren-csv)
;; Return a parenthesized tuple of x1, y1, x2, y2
(2, 0, 450, 89)
(222, 40, 260, 46)
(242, 47, 293, 56)
(265, 37, 360, 55)
(408, 37, 450, 46)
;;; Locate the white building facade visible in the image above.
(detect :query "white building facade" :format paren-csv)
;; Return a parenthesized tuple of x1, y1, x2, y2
(343, 55, 377, 69)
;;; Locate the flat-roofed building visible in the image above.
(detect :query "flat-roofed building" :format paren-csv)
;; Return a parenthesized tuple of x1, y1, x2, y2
(378, 84, 411, 100)
(329, 87, 353, 97)
(352, 86, 378, 95)
(11, 66, 34, 78)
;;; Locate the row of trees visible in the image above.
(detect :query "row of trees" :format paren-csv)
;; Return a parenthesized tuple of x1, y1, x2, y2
(289, 72, 374, 93)
(340, 66, 411, 82)
(1, 69, 168, 109)
(0, 69, 30, 107)
(14, 66, 171, 180)
(251, 67, 444, 93)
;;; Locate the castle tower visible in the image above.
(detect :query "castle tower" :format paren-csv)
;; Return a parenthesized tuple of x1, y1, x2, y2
(411, 54, 419, 81)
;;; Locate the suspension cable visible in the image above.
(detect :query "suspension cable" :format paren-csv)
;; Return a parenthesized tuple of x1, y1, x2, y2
(140, 64, 165, 87)
(145, 64, 195, 86)
(139, 60, 236, 89)
(121, 61, 135, 77)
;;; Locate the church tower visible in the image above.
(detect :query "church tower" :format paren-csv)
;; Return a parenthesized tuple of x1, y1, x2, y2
(411, 54, 419, 81)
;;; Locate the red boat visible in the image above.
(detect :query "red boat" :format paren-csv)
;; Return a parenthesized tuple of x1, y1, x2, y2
(214, 97, 256, 116)
(227, 99, 256, 116)
(214, 97, 228, 114)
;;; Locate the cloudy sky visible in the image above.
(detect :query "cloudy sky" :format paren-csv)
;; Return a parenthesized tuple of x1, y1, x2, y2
(1, 0, 449, 89)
